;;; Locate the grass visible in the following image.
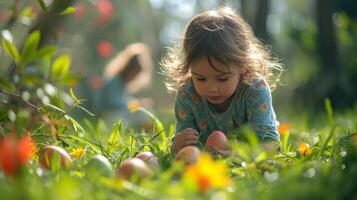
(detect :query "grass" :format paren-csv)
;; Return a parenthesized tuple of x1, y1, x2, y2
(0, 104, 357, 200)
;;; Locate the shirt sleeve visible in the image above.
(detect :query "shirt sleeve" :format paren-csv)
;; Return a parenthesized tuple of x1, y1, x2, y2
(174, 89, 198, 134)
(245, 80, 280, 142)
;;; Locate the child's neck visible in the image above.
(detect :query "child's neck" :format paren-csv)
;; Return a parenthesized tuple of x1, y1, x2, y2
(209, 95, 234, 113)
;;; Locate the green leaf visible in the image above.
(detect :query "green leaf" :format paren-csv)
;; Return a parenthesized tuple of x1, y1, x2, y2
(38, 0, 47, 12)
(61, 73, 81, 86)
(69, 88, 80, 102)
(324, 98, 334, 127)
(62, 135, 100, 154)
(65, 114, 85, 133)
(1, 39, 20, 63)
(21, 31, 41, 64)
(0, 77, 16, 92)
(52, 55, 71, 79)
(34, 46, 57, 60)
(76, 105, 95, 117)
(46, 103, 66, 113)
(59, 7, 76, 15)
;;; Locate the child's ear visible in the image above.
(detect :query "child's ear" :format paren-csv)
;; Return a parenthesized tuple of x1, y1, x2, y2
(239, 67, 247, 74)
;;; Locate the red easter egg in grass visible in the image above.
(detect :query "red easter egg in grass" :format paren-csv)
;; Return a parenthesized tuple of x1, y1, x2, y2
(135, 151, 159, 170)
(175, 146, 201, 166)
(204, 130, 230, 156)
(38, 145, 72, 170)
(116, 158, 152, 182)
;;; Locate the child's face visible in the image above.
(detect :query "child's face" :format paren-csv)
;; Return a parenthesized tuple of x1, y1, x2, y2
(190, 56, 240, 109)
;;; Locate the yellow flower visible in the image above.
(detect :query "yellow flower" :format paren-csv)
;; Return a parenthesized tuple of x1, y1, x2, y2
(71, 148, 85, 158)
(183, 153, 231, 193)
(278, 123, 290, 135)
(298, 143, 312, 156)
(353, 134, 357, 147)
(128, 100, 140, 112)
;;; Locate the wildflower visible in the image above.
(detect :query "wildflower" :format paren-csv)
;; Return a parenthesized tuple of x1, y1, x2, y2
(278, 123, 290, 135)
(128, 99, 140, 112)
(183, 153, 231, 193)
(96, 40, 114, 58)
(71, 147, 85, 158)
(17, 135, 36, 164)
(298, 143, 312, 156)
(96, 0, 114, 24)
(0, 135, 35, 176)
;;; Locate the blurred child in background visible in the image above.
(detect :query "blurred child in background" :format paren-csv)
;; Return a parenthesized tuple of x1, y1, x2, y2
(78, 43, 154, 130)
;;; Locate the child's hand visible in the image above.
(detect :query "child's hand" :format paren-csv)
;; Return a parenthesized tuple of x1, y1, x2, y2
(171, 128, 199, 155)
(212, 147, 232, 158)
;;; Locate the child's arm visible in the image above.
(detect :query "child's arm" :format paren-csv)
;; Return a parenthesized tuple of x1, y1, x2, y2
(245, 80, 280, 144)
(171, 89, 200, 154)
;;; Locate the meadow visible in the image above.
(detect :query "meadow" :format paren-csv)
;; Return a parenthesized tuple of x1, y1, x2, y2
(1, 1, 357, 199)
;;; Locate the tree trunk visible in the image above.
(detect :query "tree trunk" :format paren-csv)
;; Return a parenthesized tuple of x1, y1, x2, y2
(255, 0, 270, 43)
(317, 0, 338, 75)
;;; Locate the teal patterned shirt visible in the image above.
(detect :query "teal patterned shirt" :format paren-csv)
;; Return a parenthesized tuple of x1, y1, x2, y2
(174, 79, 280, 144)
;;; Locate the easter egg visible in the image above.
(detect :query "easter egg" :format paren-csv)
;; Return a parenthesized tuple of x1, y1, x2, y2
(174, 146, 201, 166)
(204, 130, 230, 157)
(85, 155, 114, 178)
(116, 158, 151, 182)
(38, 145, 72, 170)
(135, 151, 159, 170)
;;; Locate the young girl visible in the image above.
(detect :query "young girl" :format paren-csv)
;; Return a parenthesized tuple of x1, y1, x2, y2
(78, 43, 153, 128)
(161, 7, 283, 155)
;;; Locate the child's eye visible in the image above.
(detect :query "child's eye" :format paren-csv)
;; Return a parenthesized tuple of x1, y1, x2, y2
(218, 77, 229, 82)
(195, 77, 206, 81)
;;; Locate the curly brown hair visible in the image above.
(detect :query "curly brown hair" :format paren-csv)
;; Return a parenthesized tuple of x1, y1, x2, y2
(104, 43, 153, 94)
(161, 7, 283, 93)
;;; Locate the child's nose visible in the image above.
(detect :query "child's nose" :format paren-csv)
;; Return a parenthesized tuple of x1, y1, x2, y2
(207, 83, 219, 93)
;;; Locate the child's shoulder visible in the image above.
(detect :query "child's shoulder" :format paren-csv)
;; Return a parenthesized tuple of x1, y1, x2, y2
(245, 78, 270, 92)
(176, 80, 200, 101)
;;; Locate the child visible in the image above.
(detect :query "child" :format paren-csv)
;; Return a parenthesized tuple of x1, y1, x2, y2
(78, 43, 154, 128)
(160, 7, 283, 155)
(98, 43, 154, 127)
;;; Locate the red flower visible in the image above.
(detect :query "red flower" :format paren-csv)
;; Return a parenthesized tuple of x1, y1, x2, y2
(96, 40, 114, 58)
(0, 135, 35, 176)
(17, 135, 35, 165)
(96, 0, 114, 24)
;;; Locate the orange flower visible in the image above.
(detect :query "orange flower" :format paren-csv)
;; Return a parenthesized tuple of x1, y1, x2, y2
(183, 153, 231, 193)
(128, 100, 140, 112)
(70, 147, 85, 158)
(298, 143, 312, 156)
(0, 135, 35, 176)
(17, 135, 36, 164)
(278, 123, 290, 135)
